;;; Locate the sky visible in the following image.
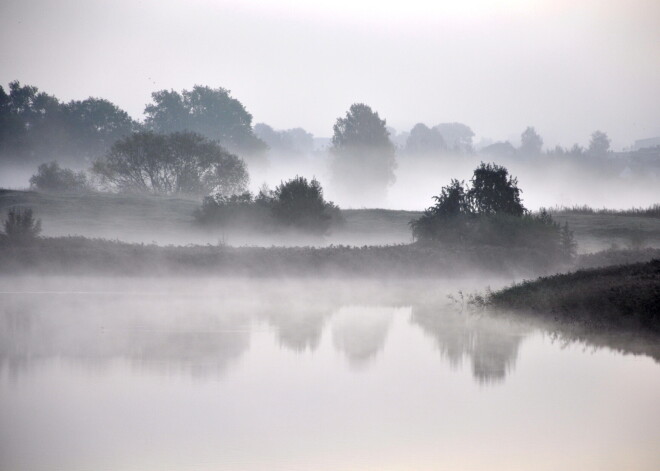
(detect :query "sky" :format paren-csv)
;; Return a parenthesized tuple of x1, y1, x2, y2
(1, 0, 659, 149)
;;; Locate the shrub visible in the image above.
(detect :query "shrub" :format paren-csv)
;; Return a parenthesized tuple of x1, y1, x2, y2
(29, 161, 89, 193)
(195, 176, 342, 235)
(1, 207, 42, 243)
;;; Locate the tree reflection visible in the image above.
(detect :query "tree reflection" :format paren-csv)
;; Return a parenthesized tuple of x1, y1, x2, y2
(411, 305, 528, 384)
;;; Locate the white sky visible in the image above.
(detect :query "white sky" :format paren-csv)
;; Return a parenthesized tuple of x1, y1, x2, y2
(1, 0, 659, 149)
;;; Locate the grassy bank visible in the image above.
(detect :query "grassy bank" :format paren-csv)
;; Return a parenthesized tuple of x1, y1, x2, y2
(487, 260, 660, 333)
(2, 235, 659, 279)
(2, 189, 659, 249)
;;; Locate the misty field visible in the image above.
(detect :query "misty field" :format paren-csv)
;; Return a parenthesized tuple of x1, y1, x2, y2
(3, 189, 660, 250)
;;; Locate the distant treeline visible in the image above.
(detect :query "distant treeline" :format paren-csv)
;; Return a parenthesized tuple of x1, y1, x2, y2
(4, 80, 657, 172)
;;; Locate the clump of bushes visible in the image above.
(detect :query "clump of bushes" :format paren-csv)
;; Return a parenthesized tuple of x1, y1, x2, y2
(1, 207, 42, 243)
(411, 162, 576, 261)
(195, 176, 343, 235)
(29, 161, 90, 193)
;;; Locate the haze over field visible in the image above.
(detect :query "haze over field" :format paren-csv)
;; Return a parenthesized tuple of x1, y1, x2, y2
(1, 2, 659, 471)
(1, 0, 659, 149)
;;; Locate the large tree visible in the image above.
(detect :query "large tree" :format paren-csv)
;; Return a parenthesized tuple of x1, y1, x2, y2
(330, 103, 396, 206)
(93, 131, 248, 196)
(0, 81, 138, 165)
(144, 85, 266, 158)
(468, 162, 526, 216)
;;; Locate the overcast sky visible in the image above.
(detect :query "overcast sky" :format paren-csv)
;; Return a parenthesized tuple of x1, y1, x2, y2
(1, 0, 658, 149)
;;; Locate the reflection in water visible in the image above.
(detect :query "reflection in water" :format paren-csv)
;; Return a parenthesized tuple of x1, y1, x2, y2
(332, 306, 394, 368)
(411, 305, 528, 384)
(1, 278, 660, 471)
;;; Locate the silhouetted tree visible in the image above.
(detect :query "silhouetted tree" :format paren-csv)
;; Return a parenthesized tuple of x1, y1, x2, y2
(144, 85, 266, 158)
(468, 162, 526, 216)
(0, 81, 137, 165)
(560, 221, 577, 260)
(93, 131, 248, 196)
(270, 176, 341, 234)
(29, 161, 89, 193)
(588, 130, 611, 156)
(410, 179, 469, 240)
(520, 127, 543, 156)
(405, 123, 446, 155)
(330, 103, 396, 205)
(2, 208, 41, 243)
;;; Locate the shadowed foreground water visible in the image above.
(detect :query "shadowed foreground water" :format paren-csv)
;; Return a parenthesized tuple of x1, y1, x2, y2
(1, 277, 659, 471)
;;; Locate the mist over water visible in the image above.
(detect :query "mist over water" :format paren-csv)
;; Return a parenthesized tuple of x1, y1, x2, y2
(1, 277, 659, 471)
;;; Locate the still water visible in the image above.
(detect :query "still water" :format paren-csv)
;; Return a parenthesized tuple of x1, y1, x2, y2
(1, 277, 659, 471)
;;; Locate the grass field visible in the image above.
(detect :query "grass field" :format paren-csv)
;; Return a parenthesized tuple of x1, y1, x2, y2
(1, 189, 659, 250)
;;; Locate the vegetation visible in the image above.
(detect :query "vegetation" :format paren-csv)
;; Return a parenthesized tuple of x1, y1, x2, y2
(0, 81, 137, 165)
(485, 260, 660, 333)
(550, 204, 660, 218)
(195, 176, 342, 235)
(29, 161, 90, 193)
(93, 131, 248, 196)
(1, 207, 41, 243)
(411, 163, 576, 261)
(144, 85, 266, 158)
(330, 103, 396, 205)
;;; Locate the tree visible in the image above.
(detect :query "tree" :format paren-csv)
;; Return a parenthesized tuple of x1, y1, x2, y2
(588, 130, 611, 156)
(405, 123, 447, 155)
(30, 161, 89, 193)
(2, 207, 42, 243)
(330, 103, 396, 206)
(254, 123, 314, 155)
(520, 127, 543, 156)
(270, 176, 340, 234)
(0, 81, 138, 165)
(93, 131, 248, 196)
(410, 179, 469, 241)
(433, 123, 474, 153)
(144, 85, 266, 158)
(468, 162, 526, 216)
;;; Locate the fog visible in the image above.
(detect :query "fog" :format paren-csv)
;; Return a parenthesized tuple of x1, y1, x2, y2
(2, 277, 660, 471)
(1, 1, 659, 469)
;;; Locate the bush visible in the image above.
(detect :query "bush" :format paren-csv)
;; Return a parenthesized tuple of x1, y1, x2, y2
(1, 207, 42, 243)
(411, 164, 575, 261)
(195, 176, 342, 235)
(29, 161, 89, 193)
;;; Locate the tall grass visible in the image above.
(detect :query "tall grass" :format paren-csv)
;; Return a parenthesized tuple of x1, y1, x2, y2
(549, 204, 660, 218)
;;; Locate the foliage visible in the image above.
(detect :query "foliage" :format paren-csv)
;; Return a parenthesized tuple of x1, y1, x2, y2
(468, 162, 526, 216)
(196, 176, 341, 234)
(254, 123, 314, 155)
(520, 126, 543, 156)
(487, 260, 660, 333)
(270, 177, 342, 234)
(588, 130, 611, 156)
(330, 103, 396, 204)
(433, 123, 474, 153)
(1, 207, 41, 242)
(93, 131, 249, 196)
(144, 85, 266, 157)
(405, 123, 446, 155)
(549, 204, 660, 218)
(411, 164, 574, 260)
(29, 161, 89, 193)
(0, 81, 137, 164)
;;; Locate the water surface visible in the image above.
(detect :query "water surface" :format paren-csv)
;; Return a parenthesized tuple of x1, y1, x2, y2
(1, 277, 659, 471)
